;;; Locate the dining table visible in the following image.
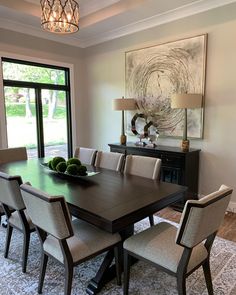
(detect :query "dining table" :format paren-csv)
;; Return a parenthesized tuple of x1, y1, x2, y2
(0, 158, 187, 294)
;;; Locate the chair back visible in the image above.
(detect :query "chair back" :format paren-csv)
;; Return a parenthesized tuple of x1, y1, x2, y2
(124, 155, 161, 180)
(176, 185, 233, 248)
(95, 151, 124, 171)
(0, 147, 27, 165)
(74, 147, 97, 165)
(20, 184, 73, 240)
(0, 172, 25, 210)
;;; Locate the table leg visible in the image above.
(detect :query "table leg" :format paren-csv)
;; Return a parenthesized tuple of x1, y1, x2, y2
(86, 225, 134, 295)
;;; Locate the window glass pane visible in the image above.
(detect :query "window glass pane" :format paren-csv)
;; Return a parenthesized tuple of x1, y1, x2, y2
(42, 89, 68, 158)
(2, 61, 66, 85)
(4, 86, 38, 158)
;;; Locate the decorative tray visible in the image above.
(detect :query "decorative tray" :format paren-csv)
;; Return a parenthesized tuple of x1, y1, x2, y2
(40, 162, 99, 180)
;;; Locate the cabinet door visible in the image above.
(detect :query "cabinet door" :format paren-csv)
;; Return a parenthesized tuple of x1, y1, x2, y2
(161, 166, 182, 184)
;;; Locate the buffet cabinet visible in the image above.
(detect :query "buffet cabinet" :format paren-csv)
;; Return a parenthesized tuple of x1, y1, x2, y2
(108, 143, 200, 211)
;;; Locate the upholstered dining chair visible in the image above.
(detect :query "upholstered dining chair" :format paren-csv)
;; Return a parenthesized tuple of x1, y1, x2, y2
(123, 185, 233, 295)
(124, 155, 162, 226)
(20, 183, 122, 295)
(0, 146, 27, 165)
(95, 151, 124, 172)
(0, 147, 28, 226)
(0, 172, 35, 273)
(74, 147, 97, 165)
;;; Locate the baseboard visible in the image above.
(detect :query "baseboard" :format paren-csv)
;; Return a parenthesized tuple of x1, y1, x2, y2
(227, 201, 236, 213)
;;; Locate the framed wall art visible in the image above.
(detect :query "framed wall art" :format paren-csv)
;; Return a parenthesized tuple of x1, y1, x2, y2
(125, 34, 207, 139)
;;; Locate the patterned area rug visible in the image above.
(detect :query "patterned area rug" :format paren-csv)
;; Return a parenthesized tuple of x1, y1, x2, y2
(0, 216, 235, 295)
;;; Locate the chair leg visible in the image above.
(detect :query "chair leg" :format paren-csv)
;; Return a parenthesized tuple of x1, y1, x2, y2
(38, 253, 48, 294)
(4, 225, 13, 258)
(177, 274, 187, 295)
(65, 264, 74, 295)
(123, 250, 131, 295)
(203, 259, 214, 295)
(114, 245, 122, 285)
(149, 215, 154, 227)
(22, 232, 30, 273)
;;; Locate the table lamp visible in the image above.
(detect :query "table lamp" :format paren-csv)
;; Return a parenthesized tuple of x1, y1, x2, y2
(113, 97, 136, 145)
(171, 93, 202, 152)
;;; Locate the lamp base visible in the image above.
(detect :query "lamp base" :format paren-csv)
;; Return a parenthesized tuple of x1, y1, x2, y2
(181, 140, 189, 152)
(120, 134, 127, 145)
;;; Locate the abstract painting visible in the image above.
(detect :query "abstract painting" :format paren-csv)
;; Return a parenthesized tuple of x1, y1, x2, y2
(125, 35, 207, 138)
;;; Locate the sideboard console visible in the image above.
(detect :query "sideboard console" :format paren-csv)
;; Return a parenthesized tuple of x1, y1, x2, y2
(108, 143, 200, 211)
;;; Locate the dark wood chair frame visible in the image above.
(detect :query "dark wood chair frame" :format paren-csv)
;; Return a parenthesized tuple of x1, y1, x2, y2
(21, 185, 122, 295)
(0, 175, 35, 273)
(123, 189, 233, 295)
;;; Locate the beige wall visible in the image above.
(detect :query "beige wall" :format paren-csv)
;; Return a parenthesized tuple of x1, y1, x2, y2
(83, 3, 236, 204)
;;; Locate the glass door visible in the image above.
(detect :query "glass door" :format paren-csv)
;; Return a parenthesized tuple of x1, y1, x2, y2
(3, 86, 38, 158)
(2, 58, 72, 158)
(42, 89, 68, 158)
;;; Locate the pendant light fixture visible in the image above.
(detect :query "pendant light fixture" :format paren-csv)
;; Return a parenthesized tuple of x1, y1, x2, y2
(40, 0, 80, 34)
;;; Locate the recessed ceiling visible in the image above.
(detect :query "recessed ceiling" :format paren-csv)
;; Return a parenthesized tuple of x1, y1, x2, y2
(0, 0, 235, 48)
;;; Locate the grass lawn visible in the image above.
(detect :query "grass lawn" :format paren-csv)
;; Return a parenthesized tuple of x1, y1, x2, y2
(6, 103, 66, 119)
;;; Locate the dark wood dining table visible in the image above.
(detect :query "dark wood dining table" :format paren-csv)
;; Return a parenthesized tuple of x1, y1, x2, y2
(0, 158, 187, 294)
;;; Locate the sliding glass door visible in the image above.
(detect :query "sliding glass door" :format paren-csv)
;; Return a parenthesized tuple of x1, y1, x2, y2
(2, 58, 72, 158)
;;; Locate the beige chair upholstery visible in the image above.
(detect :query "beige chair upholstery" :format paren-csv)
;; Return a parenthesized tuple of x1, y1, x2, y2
(0, 172, 35, 273)
(124, 155, 161, 226)
(123, 185, 233, 295)
(124, 155, 161, 180)
(0, 147, 27, 224)
(0, 147, 27, 165)
(176, 185, 232, 248)
(74, 147, 97, 165)
(20, 183, 122, 295)
(95, 151, 124, 172)
(124, 222, 208, 273)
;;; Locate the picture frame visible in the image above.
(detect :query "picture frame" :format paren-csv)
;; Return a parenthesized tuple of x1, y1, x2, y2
(125, 34, 207, 139)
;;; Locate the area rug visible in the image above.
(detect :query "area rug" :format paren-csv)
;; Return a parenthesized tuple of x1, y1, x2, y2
(0, 216, 235, 295)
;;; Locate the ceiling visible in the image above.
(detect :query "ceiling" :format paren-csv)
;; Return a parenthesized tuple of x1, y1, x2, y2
(0, 0, 235, 48)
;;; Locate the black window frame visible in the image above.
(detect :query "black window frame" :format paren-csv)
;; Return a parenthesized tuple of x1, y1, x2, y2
(2, 57, 73, 158)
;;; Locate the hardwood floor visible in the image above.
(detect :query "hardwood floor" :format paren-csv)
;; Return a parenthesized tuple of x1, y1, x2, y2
(157, 208, 236, 242)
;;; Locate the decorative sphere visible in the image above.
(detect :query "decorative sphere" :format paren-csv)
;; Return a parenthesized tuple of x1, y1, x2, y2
(48, 160, 53, 170)
(52, 157, 66, 170)
(66, 164, 79, 175)
(67, 158, 81, 166)
(56, 162, 67, 173)
(78, 165, 87, 176)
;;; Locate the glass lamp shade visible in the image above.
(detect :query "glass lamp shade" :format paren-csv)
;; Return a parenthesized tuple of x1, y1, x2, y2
(40, 0, 80, 34)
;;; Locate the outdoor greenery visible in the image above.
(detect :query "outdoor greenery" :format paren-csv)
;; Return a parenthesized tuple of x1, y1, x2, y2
(3, 61, 68, 153)
(3, 61, 65, 85)
(6, 103, 66, 119)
